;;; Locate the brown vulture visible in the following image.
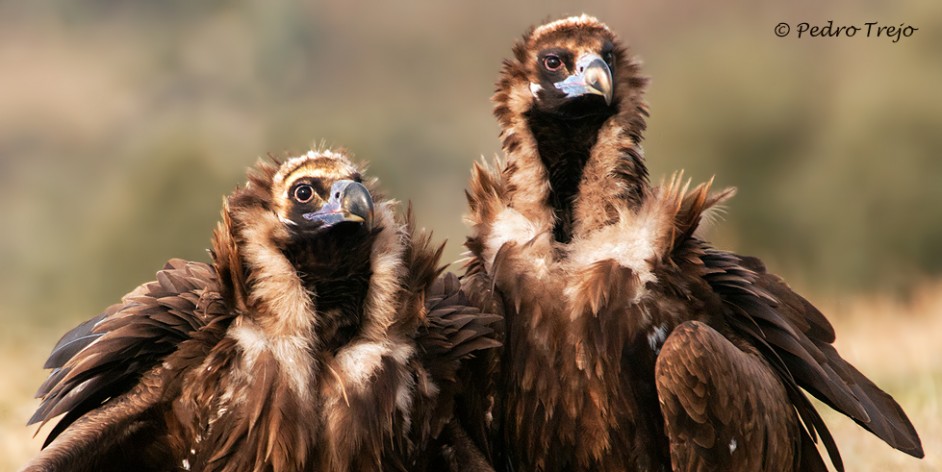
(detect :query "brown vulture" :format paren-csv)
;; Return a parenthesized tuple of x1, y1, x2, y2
(25, 149, 499, 471)
(459, 15, 924, 471)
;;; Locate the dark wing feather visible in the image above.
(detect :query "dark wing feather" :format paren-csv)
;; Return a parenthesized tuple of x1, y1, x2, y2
(655, 320, 810, 472)
(740, 256, 835, 342)
(741, 256, 923, 457)
(42, 313, 107, 369)
(416, 272, 500, 471)
(441, 420, 497, 472)
(418, 273, 501, 395)
(29, 258, 228, 447)
(700, 248, 924, 470)
(444, 261, 506, 470)
(21, 366, 177, 472)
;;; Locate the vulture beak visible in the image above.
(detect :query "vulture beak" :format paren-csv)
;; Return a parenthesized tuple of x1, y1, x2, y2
(553, 53, 613, 105)
(302, 180, 374, 230)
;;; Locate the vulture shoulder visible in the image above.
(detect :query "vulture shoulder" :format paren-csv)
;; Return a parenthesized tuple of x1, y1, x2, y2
(24, 258, 230, 472)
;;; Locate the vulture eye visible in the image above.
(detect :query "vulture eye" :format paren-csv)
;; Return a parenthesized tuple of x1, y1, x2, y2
(603, 51, 615, 66)
(293, 184, 315, 203)
(543, 55, 562, 71)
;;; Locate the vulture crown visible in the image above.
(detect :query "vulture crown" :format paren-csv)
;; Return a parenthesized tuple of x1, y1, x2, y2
(26, 149, 499, 472)
(462, 14, 923, 472)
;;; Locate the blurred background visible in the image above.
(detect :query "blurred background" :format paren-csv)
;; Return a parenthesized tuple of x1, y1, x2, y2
(1, 0, 939, 469)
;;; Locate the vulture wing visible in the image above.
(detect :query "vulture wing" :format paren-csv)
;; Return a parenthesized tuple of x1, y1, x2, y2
(25, 258, 231, 471)
(739, 255, 924, 458)
(22, 363, 178, 472)
(416, 272, 501, 471)
(453, 258, 506, 468)
(419, 273, 501, 388)
(656, 320, 829, 472)
(656, 183, 920, 471)
(670, 247, 923, 471)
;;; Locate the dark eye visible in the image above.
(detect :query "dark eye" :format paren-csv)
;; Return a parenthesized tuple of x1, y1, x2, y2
(293, 184, 314, 203)
(543, 55, 562, 71)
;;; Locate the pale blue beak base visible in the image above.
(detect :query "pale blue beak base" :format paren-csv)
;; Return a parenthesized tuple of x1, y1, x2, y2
(302, 180, 374, 229)
(552, 53, 613, 105)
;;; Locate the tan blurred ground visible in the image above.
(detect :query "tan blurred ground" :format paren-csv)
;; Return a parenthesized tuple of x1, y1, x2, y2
(1, 0, 940, 470)
(813, 284, 942, 471)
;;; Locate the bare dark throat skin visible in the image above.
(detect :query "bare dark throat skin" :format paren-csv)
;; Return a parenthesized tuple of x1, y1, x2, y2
(527, 104, 614, 243)
(283, 224, 376, 352)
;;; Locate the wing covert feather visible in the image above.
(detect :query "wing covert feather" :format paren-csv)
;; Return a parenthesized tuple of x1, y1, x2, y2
(29, 259, 228, 447)
(655, 321, 809, 472)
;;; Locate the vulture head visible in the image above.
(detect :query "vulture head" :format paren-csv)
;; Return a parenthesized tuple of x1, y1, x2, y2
(496, 14, 646, 127)
(519, 16, 617, 114)
(485, 15, 650, 244)
(213, 149, 395, 348)
(232, 148, 377, 256)
(270, 153, 374, 233)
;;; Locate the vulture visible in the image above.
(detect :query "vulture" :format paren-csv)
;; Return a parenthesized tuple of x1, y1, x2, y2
(25, 149, 499, 471)
(460, 14, 924, 472)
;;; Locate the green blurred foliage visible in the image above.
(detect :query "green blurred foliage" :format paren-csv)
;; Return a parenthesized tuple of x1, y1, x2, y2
(1, 1, 940, 327)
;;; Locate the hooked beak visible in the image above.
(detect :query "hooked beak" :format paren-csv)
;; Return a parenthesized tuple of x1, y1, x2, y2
(553, 53, 613, 105)
(302, 180, 374, 230)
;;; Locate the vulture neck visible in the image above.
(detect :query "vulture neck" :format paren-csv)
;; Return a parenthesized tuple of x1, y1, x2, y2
(524, 104, 649, 243)
(284, 226, 376, 353)
(526, 108, 612, 244)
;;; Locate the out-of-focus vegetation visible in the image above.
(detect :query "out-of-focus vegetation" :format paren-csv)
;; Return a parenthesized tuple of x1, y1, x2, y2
(2, 0, 942, 321)
(1, 0, 939, 469)
(813, 282, 942, 471)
